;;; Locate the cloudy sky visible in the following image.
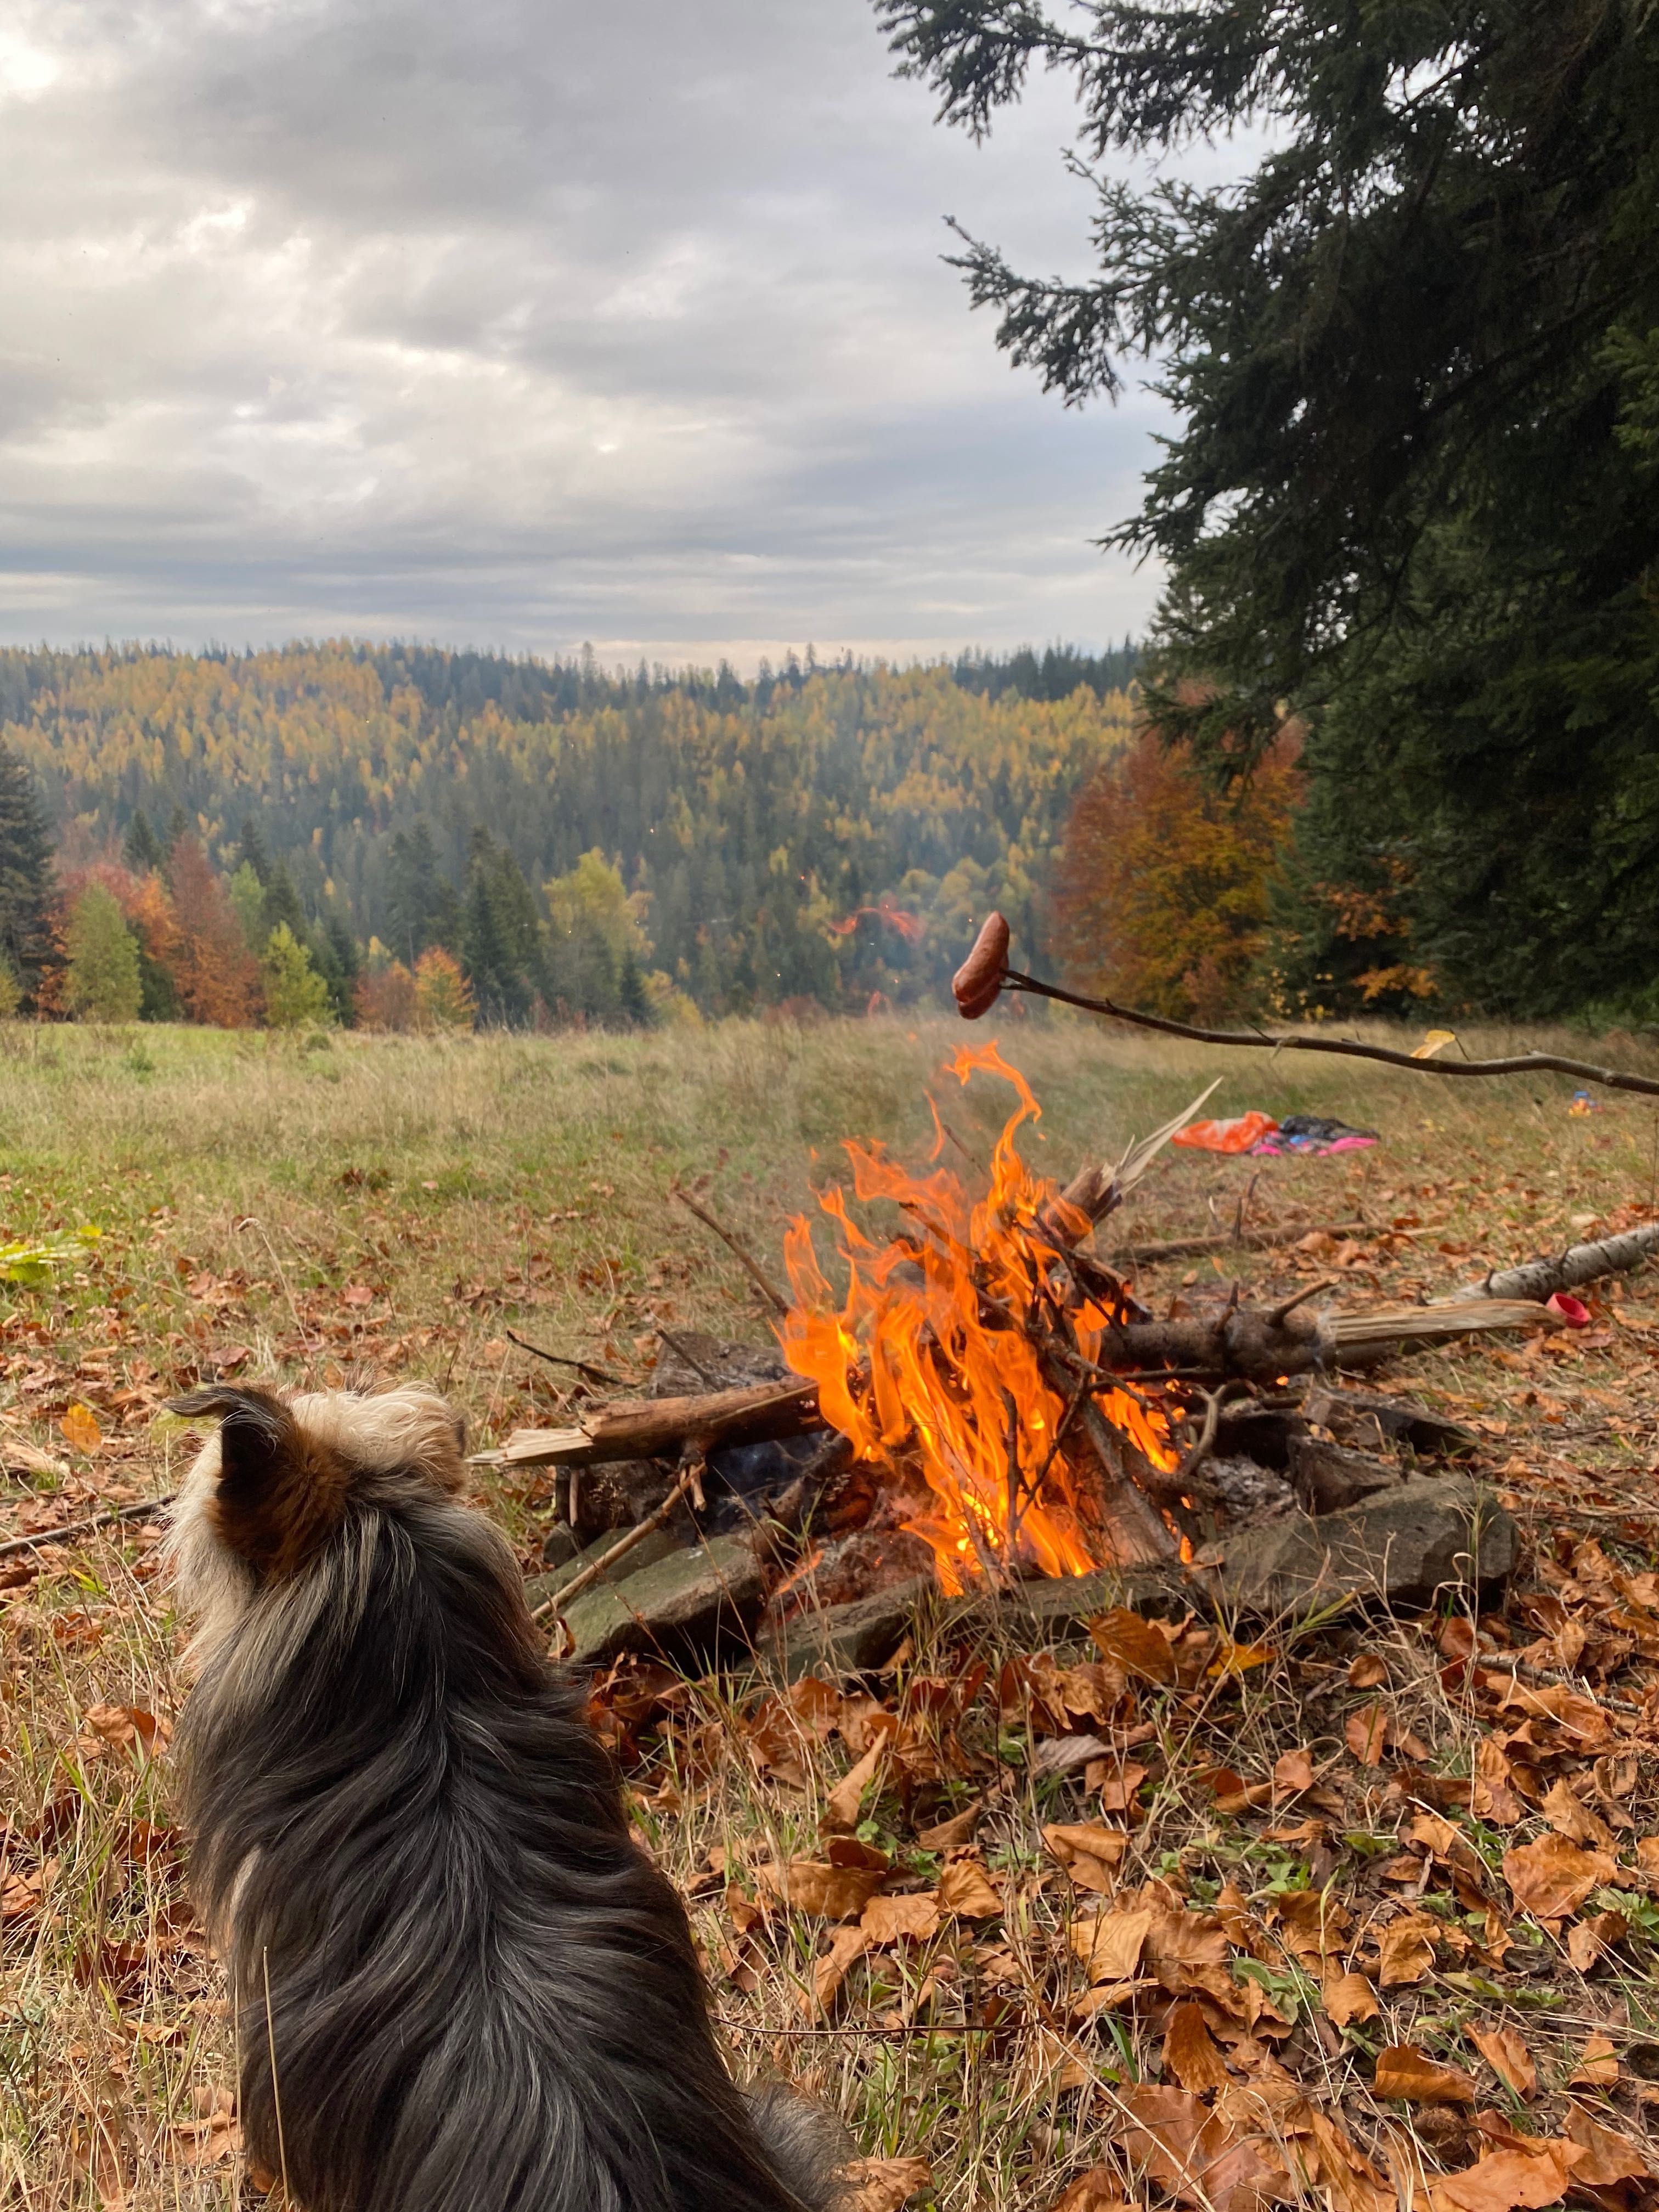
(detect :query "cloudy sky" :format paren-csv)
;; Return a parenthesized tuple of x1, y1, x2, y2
(0, 0, 1185, 667)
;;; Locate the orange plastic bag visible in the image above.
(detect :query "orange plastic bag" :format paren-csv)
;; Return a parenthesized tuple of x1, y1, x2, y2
(1170, 1111, 1280, 1155)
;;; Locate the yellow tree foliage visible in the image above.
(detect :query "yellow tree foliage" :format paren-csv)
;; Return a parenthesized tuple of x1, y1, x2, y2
(414, 947, 475, 1031)
(1051, 731, 1301, 1022)
(168, 836, 259, 1028)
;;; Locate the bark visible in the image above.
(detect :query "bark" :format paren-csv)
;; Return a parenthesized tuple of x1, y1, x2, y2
(1329, 1297, 1550, 1365)
(1466, 1222, 1659, 1303)
(1094, 1306, 1331, 1381)
(496, 1378, 819, 1469)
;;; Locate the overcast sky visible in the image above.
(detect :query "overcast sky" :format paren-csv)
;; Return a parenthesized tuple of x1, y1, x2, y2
(0, 0, 1186, 668)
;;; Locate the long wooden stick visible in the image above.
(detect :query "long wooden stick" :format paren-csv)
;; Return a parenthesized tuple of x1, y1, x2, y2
(531, 1462, 701, 1624)
(978, 955, 1659, 1100)
(0, 1494, 173, 1560)
(671, 1188, 792, 1316)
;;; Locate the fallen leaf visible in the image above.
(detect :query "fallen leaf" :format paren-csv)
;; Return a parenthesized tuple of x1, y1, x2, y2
(810, 1925, 868, 2011)
(1348, 1654, 1389, 1689)
(1116, 2085, 1285, 2212)
(860, 1892, 940, 1946)
(915, 1803, 979, 1851)
(1568, 2033, 1618, 2089)
(1432, 2138, 1583, 2212)
(1031, 1734, 1110, 1780)
(1071, 1905, 1153, 1982)
(59, 1402, 103, 1454)
(1322, 1970, 1380, 2028)
(840, 2155, 933, 2212)
(1088, 1609, 1176, 1685)
(1043, 1822, 1129, 1894)
(1207, 1639, 1276, 1678)
(1540, 1778, 1615, 1852)
(1472, 1738, 1523, 1827)
(1375, 2043, 1477, 2104)
(1378, 1911, 1440, 1986)
(760, 1860, 886, 1921)
(826, 1837, 890, 1871)
(1468, 2024, 1537, 2100)
(1502, 1835, 1613, 1921)
(1164, 2001, 1233, 2094)
(1049, 2174, 1136, 2212)
(936, 1855, 1002, 1920)
(824, 1739, 884, 1832)
(1096, 1759, 1149, 1813)
(1561, 2107, 1650, 2185)
(1272, 1748, 1315, 1795)
(1566, 1910, 1626, 1972)
(82, 1705, 170, 1758)
(1345, 1703, 1390, 1765)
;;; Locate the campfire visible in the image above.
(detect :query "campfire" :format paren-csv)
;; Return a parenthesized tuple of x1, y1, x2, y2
(780, 1043, 1182, 1593)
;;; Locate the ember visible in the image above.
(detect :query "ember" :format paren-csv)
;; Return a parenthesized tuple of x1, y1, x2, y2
(782, 1045, 1180, 1593)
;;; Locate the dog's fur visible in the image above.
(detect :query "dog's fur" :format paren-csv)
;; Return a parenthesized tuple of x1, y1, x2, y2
(166, 1381, 844, 2212)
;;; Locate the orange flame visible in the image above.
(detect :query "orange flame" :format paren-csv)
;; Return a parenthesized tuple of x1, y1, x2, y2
(781, 1043, 1177, 1595)
(825, 895, 926, 943)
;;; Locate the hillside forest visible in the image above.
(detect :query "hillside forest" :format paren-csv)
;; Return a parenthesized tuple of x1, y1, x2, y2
(0, 641, 1155, 1032)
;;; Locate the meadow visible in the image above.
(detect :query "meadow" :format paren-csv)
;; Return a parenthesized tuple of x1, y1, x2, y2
(2, 1012, 1658, 2208)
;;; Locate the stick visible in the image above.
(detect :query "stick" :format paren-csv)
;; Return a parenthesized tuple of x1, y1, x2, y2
(671, 1189, 791, 1316)
(1460, 1222, 1659, 1303)
(530, 1462, 703, 1624)
(1108, 1221, 1369, 1266)
(952, 917, 1659, 1099)
(0, 1494, 173, 1560)
(655, 1326, 722, 1387)
(488, 1376, 821, 1470)
(505, 1330, 628, 1387)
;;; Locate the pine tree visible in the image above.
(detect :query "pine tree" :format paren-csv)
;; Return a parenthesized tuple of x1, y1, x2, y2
(64, 882, 143, 1024)
(122, 809, 165, 877)
(0, 742, 53, 1004)
(261, 858, 307, 943)
(261, 924, 334, 1030)
(461, 830, 542, 1025)
(313, 913, 360, 1027)
(237, 817, 272, 884)
(386, 820, 455, 963)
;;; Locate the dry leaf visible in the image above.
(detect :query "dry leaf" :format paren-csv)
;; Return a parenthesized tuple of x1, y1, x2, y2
(1043, 1822, 1129, 1894)
(59, 1402, 104, 1454)
(1568, 2032, 1618, 2088)
(1164, 2001, 1233, 2095)
(1561, 2106, 1649, 2185)
(1375, 2042, 1477, 2104)
(1071, 1905, 1153, 1982)
(1540, 1778, 1615, 1852)
(811, 1925, 868, 2012)
(915, 1803, 979, 1850)
(1432, 2138, 1583, 2212)
(1377, 1911, 1440, 1986)
(1468, 2024, 1537, 2100)
(1472, 1737, 1523, 1827)
(1096, 1759, 1149, 1813)
(1049, 2173, 1136, 2212)
(82, 1705, 170, 1758)
(1502, 1835, 1613, 1920)
(860, 1892, 940, 1946)
(1272, 1748, 1314, 1795)
(1345, 1703, 1389, 1765)
(1566, 1909, 1625, 1972)
(1322, 1971, 1380, 2027)
(1088, 1608, 1177, 1685)
(1032, 1734, 1110, 1780)
(1116, 2084, 1285, 2212)
(761, 1860, 886, 1921)
(840, 2155, 933, 2212)
(1347, 1654, 1389, 1689)
(824, 1740, 884, 1832)
(1207, 1639, 1276, 1678)
(936, 1856, 1002, 1919)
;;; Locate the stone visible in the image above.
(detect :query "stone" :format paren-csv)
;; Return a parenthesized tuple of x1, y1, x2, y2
(1199, 1474, 1517, 1619)
(767, 1578, 934, 1681)
(526, 1522, 686, 1613)
(562, 1533, 765, 1666)
(1302, 1387, 1479, 1460)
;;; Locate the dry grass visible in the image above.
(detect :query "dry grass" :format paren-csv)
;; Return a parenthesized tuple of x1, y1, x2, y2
(1, 1012, 1657, 2207)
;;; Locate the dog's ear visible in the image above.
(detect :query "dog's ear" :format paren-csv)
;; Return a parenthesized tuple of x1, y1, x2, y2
(170, 1386, 352, 1578)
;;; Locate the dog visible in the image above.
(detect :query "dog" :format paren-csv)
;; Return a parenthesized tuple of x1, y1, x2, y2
(165, 1381, 844, 2212)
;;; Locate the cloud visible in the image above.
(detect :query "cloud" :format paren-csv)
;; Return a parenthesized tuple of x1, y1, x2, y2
(0, 0, 1175, 663)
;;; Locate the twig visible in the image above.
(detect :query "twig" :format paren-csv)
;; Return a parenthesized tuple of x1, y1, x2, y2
(505, 1329, 627, 1387)
(671, 1189, 791, 1317)
(994, 963, 1659, 1098)
(1171, 1384, 1234, 1494)
(531, 1460, 703, 1625)
(0, 1494, 174, 1560)
(654, 1325, 722, 1388)
(1268, 1278, 1335, 1327)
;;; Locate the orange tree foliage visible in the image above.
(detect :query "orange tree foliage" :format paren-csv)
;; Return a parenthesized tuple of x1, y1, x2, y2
(167, 836, 259, 1028)
(1051, 731, 1301, 1022)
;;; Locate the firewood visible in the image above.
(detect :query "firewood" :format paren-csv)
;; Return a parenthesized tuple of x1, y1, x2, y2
(1093, 1305, 1331, 1381)
(1460, 1221, 1659, 1303)
(1329, 1297, 1551, 1364)
(489, 1377, 820, 1470)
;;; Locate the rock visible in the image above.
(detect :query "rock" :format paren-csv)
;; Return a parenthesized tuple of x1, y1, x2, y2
(767, 1578, 934, 1680)
(1199, 1474, 1517, 1618)
(562, 1533, 765, 1666)
(1286, 1435, 1403, 1516)
(1302, 1387, 1479, 1460)
(526, 1523, 686, 1612)
(1208, 1454, 1299, 1524)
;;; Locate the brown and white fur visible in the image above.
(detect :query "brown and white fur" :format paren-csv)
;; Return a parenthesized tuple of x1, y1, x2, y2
(166, 1381, 843, 2212)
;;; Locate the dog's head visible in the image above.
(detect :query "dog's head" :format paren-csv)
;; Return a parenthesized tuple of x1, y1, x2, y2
(166, 1383, 467, 1654)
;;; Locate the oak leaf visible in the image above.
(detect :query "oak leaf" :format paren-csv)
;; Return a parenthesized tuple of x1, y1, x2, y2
(1565, 1909, 1625, 1972)
(1272, 1748, 1314, 1795)
(914, 1803, 979, 1851)
(59, 1402, 104, 1454)
(1042, 1822, 1128, 1894)
(811, 1925, 868, 2012)
(1540, 1778, 1615, 1852)
(1347, 1654, 1389, 1689)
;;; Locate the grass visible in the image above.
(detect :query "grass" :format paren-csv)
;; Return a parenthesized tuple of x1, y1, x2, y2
(1, 1010, 1657, 2207)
